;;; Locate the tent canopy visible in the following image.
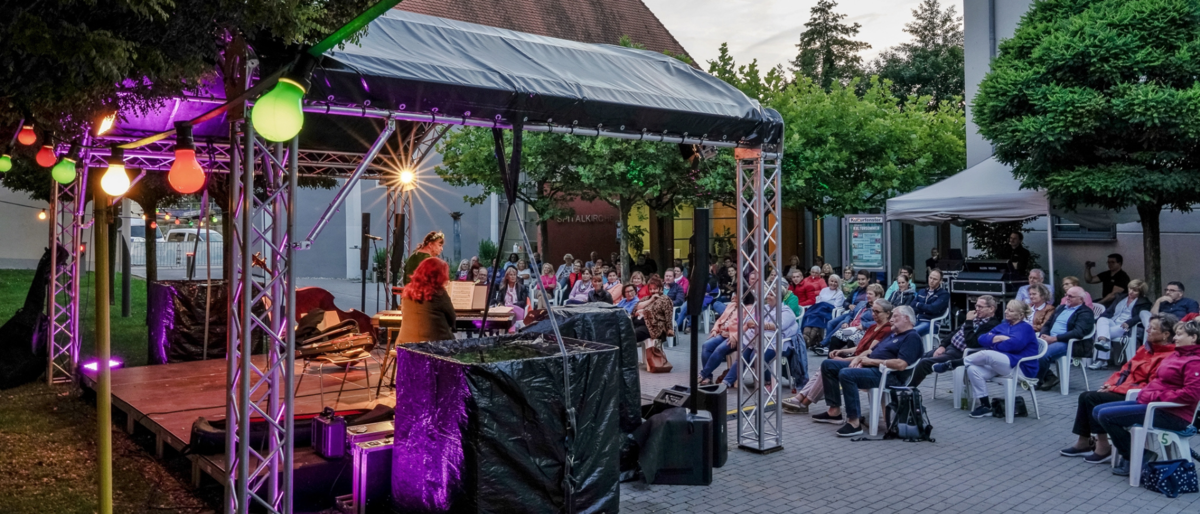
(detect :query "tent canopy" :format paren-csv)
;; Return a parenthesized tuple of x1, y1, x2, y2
(886, 156, 1138, 228)
(313, 9, 783, 148)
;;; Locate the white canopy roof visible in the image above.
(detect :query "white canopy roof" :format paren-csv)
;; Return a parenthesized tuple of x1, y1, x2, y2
(886, 156, 1138, 228)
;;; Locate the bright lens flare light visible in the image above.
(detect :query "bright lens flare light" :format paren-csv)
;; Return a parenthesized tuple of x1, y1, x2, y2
(97, 113, 117, 136)
(38, 209, 47, 221)
(251, 78, 306, 142)
(398, 168, 416, 190)
(51, 158, 77, 184)
(82, 359, 123, 372)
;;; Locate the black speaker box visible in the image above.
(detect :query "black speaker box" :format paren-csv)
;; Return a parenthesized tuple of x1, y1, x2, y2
(648, 408, 713, 486)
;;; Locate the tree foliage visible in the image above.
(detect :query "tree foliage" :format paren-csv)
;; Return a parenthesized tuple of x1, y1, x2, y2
(707, 43, 787, 104)
(772, 76, 966, 217)
(791, 0, 871, 91)
(973, 0, 1200, 293)
(869, 0, 965, 105)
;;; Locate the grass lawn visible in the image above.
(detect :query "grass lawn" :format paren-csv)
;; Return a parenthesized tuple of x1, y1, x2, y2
(0, 269, 150, 368)
(1, 270, 211, 512)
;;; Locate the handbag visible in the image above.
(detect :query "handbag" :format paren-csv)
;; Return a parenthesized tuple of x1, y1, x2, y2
(643, 339, 673, 373)
(1141, 459, 1200, 498)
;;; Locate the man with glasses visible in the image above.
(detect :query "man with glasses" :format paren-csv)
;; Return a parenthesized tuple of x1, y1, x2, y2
(1035, 286, 1097, 391)
(1150, 281, 1199, 320)
(908, 295, 1003, 387)
(1016, 269, 1055, 305)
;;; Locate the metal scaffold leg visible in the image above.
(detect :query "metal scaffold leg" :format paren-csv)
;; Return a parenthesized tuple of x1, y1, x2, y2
(735, 148, 783, 454)
(225, 120, 297, 513)
(48, 164, 88, 385)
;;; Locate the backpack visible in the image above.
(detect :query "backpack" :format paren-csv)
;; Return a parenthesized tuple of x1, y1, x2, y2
(884, 387, 935, 442)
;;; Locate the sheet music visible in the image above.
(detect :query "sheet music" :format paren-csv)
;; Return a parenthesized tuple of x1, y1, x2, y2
(449, 281, 477, 310)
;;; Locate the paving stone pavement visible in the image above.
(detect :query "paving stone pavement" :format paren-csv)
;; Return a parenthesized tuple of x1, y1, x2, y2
(619, 339, 1200, 513)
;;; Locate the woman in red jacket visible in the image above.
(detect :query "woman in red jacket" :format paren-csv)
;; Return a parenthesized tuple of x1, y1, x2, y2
(795, 266, 826, 307)
(1058, 314, 1178, 462)
(1093, 318, 1200, 476)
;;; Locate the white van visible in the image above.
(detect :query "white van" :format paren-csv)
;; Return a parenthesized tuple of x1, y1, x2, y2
(129, 217, 164, 243)
(164, 228, 224, 243)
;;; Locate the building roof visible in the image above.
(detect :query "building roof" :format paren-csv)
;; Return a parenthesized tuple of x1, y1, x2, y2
(395, 0, 691, 58)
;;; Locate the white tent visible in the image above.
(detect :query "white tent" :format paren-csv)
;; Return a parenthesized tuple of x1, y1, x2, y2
(886, 156, 1139, 284)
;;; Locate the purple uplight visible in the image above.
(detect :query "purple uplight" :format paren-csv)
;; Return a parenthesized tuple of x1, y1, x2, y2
(82, 359, 123, 371)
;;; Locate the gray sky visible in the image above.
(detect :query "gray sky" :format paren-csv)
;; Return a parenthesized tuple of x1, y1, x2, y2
(644, 0, 964, 72)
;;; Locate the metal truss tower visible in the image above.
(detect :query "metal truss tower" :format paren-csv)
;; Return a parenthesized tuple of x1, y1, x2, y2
(47, 154, 90, 385)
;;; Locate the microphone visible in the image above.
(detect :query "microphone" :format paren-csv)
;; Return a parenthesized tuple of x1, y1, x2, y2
(364, 234, 382, 241)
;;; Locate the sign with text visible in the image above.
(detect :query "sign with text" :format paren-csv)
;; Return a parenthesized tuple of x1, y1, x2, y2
(844, 214, 886, 271)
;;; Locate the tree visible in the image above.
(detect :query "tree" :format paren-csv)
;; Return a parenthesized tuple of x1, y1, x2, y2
(770, 76, 966, 217)
(707, 43, 787, 104)
(869, 0, 965, 105)
(791, 0, 871, 91)
(973, 0, 1200, 294)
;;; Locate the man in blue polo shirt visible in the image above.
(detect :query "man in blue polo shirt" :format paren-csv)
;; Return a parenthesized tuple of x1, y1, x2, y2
(812, 305, 924, 437)
(1151, 281, 1199, 320)
(1036, 286, 1096, 391)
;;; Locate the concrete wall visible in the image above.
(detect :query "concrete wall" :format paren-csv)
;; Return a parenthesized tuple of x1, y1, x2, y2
(0, 186, 53, 269)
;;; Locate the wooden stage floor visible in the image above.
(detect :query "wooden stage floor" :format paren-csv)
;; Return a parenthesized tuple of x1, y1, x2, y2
(79, 353, 393, 488)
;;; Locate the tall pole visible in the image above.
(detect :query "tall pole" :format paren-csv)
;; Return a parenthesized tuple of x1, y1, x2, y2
(94, 187, 113, 514)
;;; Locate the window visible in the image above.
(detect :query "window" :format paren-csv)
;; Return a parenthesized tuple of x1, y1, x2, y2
(1051, 216, 1116, 241)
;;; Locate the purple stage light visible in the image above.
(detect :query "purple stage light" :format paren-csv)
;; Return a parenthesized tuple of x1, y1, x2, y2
(82, 359, 123, 371)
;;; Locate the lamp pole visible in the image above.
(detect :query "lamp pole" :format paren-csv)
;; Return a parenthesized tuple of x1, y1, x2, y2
(93, 186, 113, 514)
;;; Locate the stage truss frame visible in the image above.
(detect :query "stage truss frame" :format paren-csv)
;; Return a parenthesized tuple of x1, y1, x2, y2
(47, 157, 89, 385)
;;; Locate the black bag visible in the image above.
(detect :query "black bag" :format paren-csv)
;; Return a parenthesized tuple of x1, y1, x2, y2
(1142, 459, 1200, 498)
(990, 397, 1028, 418)
(884, 387, 935, 442)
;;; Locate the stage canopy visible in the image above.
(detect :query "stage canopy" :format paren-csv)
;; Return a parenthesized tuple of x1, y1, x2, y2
(886, 156, 1139, 228)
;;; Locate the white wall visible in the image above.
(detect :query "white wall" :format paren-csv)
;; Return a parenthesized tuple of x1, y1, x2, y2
(0, 186, 53, 269)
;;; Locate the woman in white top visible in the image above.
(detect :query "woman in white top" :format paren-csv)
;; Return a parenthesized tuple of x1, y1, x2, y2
(516, 259, 533, 286)
(814, 275, 845, 308)
(1092, 279, 1152, 368)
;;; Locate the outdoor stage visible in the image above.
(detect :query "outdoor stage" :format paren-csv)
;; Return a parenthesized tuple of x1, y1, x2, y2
(79, 354, 390, 491)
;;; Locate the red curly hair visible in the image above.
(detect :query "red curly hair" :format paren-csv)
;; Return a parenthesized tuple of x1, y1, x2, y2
(403, 258, 449, 302)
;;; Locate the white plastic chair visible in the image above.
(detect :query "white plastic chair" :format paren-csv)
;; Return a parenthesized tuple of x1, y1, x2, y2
(866, 358, 921, 437)
(923, 308, 951, 353)
(668, 306, 680, 347)
(957, 339, 1047, 423)
(1122, 388, 1200, 487)
(1060, 325, 1097, 395)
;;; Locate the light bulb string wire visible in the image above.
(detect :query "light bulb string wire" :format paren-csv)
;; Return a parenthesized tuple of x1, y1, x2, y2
(0, 199, 47, 211)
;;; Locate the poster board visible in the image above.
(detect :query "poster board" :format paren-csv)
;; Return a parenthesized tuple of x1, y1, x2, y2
(843, 214, 886, 272)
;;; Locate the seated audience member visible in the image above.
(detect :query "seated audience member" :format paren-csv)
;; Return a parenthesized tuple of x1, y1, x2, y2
(844, 269, 871, 309)
(629, 271, 649, 299)
(584, 274, 611, 304)
(816, 275, 845, 308)
(783, 255, 802, 278)
(717, 266, 738, 302)
(812, 305, 924, 437)
(884, 265, 914, 300)
(787, 269, 805, 299)
(662, 270, 686, 307)
(503, 252, 520, 270)
(1036, 286, 1097, 391)
(565, 270, 594, 305)
(604, 271, 623, 302)
(840, 266, 859, 298)
(818, 284, 884, 354)
(1091, 279, 1151, 369)
(674, 266, 690, 295)
(455, 259, 472, 281)
(962, 300, 1041, 418)
(908, 295, 1002, 387)
(516, 259, 533, 286)
(795, 267, 826, 307)
(1094, 319, 1200, 477)
(925, 248, 940, 277)
(472, 267, 489, 285)
(632, 277, 674, 343)
(821, 263, 835, 280)
(1016, 268, 1054, 305)
(1027, 283, 1054, 332)
(887, 274, 916, 307)
(721, 289, 798, 389)
(1059, 314, 1178, 463)
(1151, 281, 1200, 320)
(801, 275, 845, 345)
(1060, 276, 1094, 308)
(1084, 253, 1130, 306)
(784, 300, 894, 414)
(555, 254, 575, 287)
(566, 261, 585, 290)
(677, 277, 722, 330)
(617, 285, 639, 315)
(699, 297, 746, 385)
(399, 258, 456, 344)
(912, 269, 950, 336)
(539, 263, 557, 295)
(492, 268, 529, 328)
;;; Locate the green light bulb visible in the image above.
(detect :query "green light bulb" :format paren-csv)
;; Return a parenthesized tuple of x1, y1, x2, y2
(52, 158, 77, 184)
(251, 78, 306, 142)
(0, 154, 11, 172)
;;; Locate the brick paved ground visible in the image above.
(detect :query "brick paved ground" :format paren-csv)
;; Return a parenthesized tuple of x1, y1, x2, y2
(619, 342, 1200, 513)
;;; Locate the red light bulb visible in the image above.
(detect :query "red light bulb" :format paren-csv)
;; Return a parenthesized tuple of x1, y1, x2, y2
(36, 145, 56, 167)
(17, 125, 37, 146)
(168, 148, 205, 194)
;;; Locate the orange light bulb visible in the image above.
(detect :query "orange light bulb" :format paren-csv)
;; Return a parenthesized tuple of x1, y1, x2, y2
(168, 148, 205, 194)
(17, 125, 37, 146)
(36, 145, 56, 167)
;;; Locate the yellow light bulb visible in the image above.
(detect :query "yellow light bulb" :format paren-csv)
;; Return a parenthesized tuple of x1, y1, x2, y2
(100, 164, 130, 196)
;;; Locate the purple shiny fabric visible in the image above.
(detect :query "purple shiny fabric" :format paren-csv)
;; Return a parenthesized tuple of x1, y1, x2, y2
(145, 282, 176, 365)
(391, 350, 469, 513)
